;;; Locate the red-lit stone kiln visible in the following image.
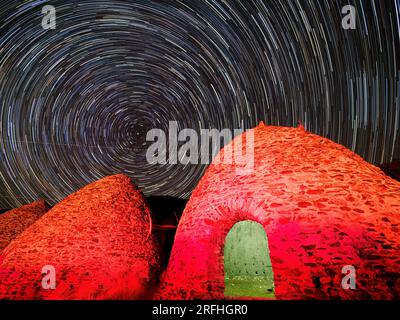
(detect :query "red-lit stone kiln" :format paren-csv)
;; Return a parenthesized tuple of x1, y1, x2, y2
(0, 174, 160, 299)
(160, 123, 400, 300)
(0, 200, 49, 252)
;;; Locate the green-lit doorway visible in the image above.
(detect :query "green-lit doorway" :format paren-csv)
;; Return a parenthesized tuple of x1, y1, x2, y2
(224, 220, 275, 298)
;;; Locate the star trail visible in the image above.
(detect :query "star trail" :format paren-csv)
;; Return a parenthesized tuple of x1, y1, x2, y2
(0, 0, 399, 209)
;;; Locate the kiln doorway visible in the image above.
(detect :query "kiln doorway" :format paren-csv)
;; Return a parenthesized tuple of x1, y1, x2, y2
(224, 220, 275, 298)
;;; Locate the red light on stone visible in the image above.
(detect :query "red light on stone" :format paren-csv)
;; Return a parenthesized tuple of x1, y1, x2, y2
(0, 200, 49, 252)
(159, 124, 400, 300)
(0, 175, 161, 300)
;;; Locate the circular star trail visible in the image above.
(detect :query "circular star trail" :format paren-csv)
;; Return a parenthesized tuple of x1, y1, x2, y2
(0, 0, 399, 208)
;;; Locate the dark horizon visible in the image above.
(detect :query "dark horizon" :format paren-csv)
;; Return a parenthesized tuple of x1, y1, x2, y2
(1, 158, 399, 213)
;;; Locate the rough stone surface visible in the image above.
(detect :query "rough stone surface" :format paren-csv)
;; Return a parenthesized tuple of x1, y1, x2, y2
(0, 174, 161, 300)
(160, 123, 400, 300)
(0, 200, 49, 252)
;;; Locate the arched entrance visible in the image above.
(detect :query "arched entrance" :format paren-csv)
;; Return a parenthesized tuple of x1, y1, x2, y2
(224, 220, 275, 298)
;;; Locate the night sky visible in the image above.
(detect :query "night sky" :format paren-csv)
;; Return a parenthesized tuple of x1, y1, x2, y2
(0, 0, 399, 209)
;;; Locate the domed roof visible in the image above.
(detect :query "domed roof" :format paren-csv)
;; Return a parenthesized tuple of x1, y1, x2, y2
(161, 124, 400, 299)
(0, 200, 49, 252)
(0, 174, 161, 299)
